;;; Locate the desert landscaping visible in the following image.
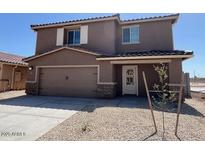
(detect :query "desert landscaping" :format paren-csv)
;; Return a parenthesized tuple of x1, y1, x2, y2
(0, 88, 204, 141)
(38, 96, 205, 141)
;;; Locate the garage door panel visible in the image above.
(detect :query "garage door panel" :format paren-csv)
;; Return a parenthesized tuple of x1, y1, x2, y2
(40, 88, 97, 97)
(40, 84, 97, 91)
(40, 78, 97, 87)
(39, 67, 97, 97)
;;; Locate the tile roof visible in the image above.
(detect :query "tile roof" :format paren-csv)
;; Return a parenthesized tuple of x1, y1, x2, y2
(0, 51, 28, 66)
(31, 13, 178, 30)
(31, 14, 120, 29)
(23, 47, 193, 62)
(122, 13, 179, 23)
(99, 50, 193, 58)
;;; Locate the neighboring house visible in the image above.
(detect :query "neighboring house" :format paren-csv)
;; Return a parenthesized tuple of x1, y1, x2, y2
(24, 14, 193, 98)
(0, 51, 28, 92)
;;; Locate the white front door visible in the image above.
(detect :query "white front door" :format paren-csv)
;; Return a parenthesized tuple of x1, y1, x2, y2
(122, 65, 138, 95)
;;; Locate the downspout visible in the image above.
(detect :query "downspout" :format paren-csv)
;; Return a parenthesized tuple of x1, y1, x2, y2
(11, 65, 18, 90)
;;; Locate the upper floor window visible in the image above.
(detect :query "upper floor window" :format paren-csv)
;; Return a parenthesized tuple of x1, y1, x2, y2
(122, 25, 139, 44)
(68, 29, 80, 45)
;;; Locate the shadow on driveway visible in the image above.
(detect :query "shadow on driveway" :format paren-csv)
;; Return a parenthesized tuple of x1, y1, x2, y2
(0, 95, 204, 117)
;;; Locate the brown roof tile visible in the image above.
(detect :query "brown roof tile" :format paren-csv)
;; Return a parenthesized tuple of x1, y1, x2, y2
(31, 13, 178, 30)
(99, 50, 193, 58)
(122, 13, 179, 23)
(24, 47, 193, 62)
(31, 14, 120, 30)
(0, 51, 28, 66)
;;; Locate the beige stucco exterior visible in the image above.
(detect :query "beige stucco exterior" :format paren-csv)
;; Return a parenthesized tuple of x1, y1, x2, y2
(114, 60, 182, 96)
(27, 48, 115, 83)
(116, 20, 174, 52)
(0, 63, 28, 92)
(36, 20, 117, 55)
(26, 48, 183, 97)
(35, 19, 174, 55)
(35, 27, 58, 54)
(25, 14, 189, 98)
(169, 58, 182, 84)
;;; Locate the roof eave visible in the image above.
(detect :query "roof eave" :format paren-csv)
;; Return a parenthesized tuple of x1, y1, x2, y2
(31, 14, 179, 31)
(182, 54, 194, 61)
(96, 54, 193, 61)
(121, 14, 179, 25)
(0, 61, 28, 67)
(23, 47, 101, 62)
(31, 16, 120, 31)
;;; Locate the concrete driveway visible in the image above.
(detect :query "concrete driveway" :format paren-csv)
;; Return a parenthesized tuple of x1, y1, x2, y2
(0, 91, 146, 141)
(0, 91, 90, 141)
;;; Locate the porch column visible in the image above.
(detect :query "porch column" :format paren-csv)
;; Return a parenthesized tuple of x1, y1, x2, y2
(97, 61, 117, 98)
(169, 59, 182, 84)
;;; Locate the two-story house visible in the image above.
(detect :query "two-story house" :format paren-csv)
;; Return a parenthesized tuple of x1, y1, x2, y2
(24, 14, 193, 98)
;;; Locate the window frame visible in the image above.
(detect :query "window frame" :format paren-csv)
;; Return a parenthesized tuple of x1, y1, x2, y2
(67, 29, 80, 46)
(122, 25, 140, 45)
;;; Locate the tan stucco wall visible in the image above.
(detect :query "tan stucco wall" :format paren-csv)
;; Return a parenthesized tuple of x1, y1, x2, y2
(0, 63, 8, 91)
(116, 20, 173, 52)
(168, 59, 182, 84)
(27, 48, 115, 83)
(13, 66, 28, 90)
(138, 64, 164, 96)
(115, 59, 182, 96)
(27, 48, 183, 97)
(35, 27, 58, 55)
(35, 20, 116, 55)
(1, 64, 13, 91)
(0, 64, 28, 91)
(0, 63, 3, 80)
(35, 19, 173, 55)
(82, 20, 116, 54)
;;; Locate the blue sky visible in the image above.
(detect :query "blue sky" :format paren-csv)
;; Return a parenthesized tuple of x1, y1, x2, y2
(0, 13, 204, 77)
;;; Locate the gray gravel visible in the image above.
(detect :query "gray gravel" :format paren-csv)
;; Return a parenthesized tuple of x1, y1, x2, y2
(37, 98, 205, 141)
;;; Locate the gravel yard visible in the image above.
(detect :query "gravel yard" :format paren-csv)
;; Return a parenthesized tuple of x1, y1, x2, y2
(38, 97, 205, 141)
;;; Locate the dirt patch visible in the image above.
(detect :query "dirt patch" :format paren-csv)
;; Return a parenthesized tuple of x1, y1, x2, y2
(37, 98, 205, 141)
(191, 92, 205, 101)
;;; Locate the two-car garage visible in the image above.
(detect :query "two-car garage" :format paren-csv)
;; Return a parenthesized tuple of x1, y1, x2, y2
(24, 47, 116, 98)
(38, 67, 98, 97)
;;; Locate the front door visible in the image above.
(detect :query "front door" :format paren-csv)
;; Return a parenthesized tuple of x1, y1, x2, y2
(122, 65, 138, 95)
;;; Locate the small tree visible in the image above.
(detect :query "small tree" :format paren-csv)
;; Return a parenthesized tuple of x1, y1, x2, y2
(151, 63, 177, 140)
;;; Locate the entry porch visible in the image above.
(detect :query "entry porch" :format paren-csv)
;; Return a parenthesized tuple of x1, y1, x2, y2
(111, 59, 183, 97)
